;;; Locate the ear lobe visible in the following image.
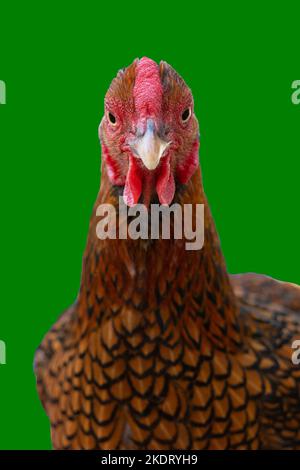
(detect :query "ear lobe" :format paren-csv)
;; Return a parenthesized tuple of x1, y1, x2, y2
(176, 140, 199, 185)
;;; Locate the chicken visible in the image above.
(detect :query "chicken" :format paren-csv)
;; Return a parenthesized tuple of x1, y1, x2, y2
(35, 57, 300, 450)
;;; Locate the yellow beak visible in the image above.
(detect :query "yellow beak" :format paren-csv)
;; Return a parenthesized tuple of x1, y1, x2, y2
(131, 120, 171, 170)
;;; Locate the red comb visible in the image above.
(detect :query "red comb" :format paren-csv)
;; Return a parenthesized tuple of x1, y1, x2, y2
(133, 57, 163, 119)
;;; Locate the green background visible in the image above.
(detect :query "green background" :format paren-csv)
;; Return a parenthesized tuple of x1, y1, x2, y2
(0, 2, 299, 449)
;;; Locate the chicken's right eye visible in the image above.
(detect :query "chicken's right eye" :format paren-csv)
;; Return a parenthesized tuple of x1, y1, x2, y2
(181, 107, 191, 123)
(108, 112, 117, 125)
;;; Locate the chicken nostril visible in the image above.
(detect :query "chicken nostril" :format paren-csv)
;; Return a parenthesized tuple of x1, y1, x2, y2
(135, 124, 145, 138)
(146, 119, 155, 133)
(159, 124, 170, 138)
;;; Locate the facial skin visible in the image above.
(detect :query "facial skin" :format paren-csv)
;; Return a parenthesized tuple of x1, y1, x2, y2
(99, 57, 200, 207)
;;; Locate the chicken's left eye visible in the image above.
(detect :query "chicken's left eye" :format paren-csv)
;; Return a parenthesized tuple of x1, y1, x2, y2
(181, 107, 191, 122)
(108, 112, 117, 125)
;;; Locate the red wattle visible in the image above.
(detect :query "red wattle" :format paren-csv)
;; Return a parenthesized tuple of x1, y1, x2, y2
(123, 155, 142, 207)
(156, 156, 175, 205)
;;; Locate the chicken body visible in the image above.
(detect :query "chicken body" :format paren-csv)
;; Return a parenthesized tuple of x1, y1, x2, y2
(35, 58, 300, 450)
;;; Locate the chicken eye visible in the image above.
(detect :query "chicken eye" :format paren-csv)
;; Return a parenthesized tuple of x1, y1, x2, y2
(108, 112, 117, 125)
(181, 107, 191, 123)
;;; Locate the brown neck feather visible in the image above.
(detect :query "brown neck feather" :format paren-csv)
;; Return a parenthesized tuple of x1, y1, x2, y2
(77, 164, 242, 351)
